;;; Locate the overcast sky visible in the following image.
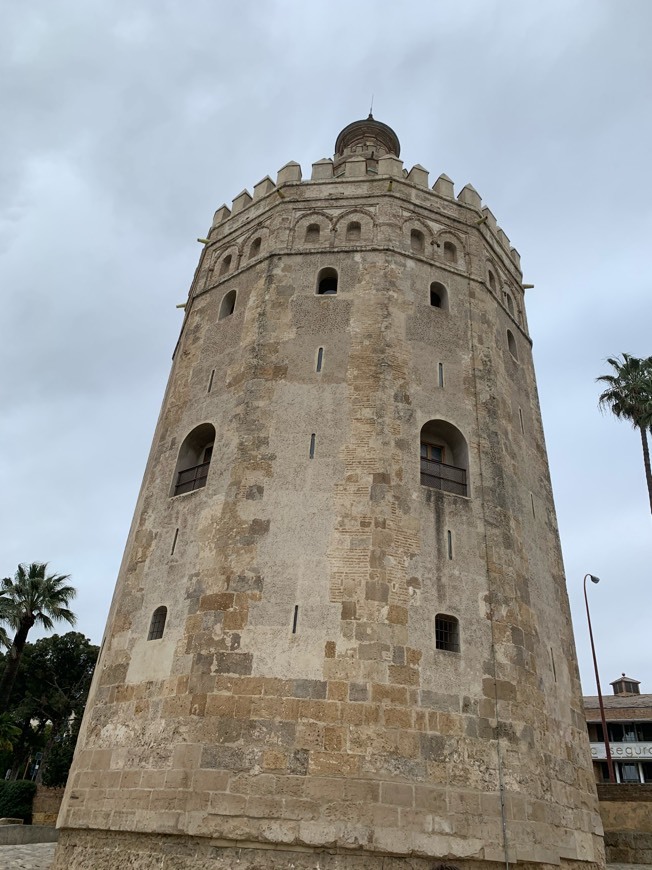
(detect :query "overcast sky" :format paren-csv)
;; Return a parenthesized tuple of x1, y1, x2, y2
(1, 0, 650, 695)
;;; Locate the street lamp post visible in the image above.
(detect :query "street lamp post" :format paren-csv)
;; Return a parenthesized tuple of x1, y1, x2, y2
(583, 573, 615, 784)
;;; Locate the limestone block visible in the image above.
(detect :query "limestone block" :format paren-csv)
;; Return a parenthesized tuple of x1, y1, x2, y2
(497, 227, 510, 249)
(231, 190, 253, 214)
(458, 184, 482, 209)
(311, 159, 334, 180)
(377, 154, 404, 177)
(481, 207, 497, 232)
(407, 164, 429, 187)
(343, 156, 367, 177)
(276, 161, 302, 185)
(433, 173, 454, 198)
(211, 204, 231, 226)
(253, 176, 276, 200)
(510, 246, 521, 268)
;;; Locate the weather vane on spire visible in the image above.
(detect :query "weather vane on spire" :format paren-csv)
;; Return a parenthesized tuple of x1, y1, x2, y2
(369, 94, 374, 118)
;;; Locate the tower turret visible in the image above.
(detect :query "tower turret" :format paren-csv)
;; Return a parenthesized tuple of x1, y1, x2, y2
(53, 119, 604, 870)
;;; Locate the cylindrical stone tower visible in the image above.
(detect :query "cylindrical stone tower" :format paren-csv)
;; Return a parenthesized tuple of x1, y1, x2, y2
(54, 118, 604, 870)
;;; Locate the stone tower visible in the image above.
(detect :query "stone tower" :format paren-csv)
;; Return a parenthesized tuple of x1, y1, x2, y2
(54, 117, 604, 870)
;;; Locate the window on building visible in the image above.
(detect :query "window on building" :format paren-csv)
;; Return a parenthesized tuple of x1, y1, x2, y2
(345, 221, 361, 241)
(429, 282, 449, 310)
(488, 270, 496, 290)
(248, 237, 261, 259)
(443, 241, 457, 263)
(305, 223, 320, 243)
(435, 614, 460, 652)
(411, 229, 425, 254)
(172, 423, 216, 496)
(219, 289, 236, 320)
(507, 329, 518, 360)
(316, 347, 324, 372)
(147, 606, 167, 640)
(219, 254, 232, 276)
(619, 763, 641, 783)
(504, 292, 515, 315)
(317, 267, 338, 295)
(420, 420, 469, 496)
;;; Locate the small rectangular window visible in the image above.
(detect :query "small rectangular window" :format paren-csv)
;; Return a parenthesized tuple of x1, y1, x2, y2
(292, 605, 299, 634)
(316, 347, 324, 373)
(171, 528, 179, 555)
(447, 530, 453, 560)
(309, 434, 316, 459)
(435, 614, 460, 652)
(438, 363, 444, 388)
(207, 369, 215, 393)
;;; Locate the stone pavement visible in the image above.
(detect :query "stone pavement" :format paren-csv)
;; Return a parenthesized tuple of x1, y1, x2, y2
(0, 842, 55, 869)
(0, 846, 649, 870)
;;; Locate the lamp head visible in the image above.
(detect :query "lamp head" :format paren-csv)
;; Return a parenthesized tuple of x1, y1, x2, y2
(589, 575, 600, 584)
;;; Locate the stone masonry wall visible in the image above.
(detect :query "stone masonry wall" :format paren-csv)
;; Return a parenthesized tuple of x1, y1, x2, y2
(54, 156, 603, 870)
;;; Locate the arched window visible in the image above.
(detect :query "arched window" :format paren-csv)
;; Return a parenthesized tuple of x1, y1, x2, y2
(488, 270, 496, 291)
(305, 224, 320, 243)
(504, 292, 515, 315)
(443, 241, 457, 263)
(346, 221, 361, 241)
(218, 289, 236, 320)
(172, 423, 215, 496)
(429, 282, 449, 310)
(148, 606, 167, 641)
(317, 267, 338, 296)
(219, 254, 232, 276)
(411, 229, 425, 254)
(435, 614, 460, 652)
(248, 237, 261, 259)
(420, 419, 468, 496)
(507, 329, 518, 360)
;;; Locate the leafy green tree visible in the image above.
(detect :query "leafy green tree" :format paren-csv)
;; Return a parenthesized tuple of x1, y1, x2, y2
(0, 633, 98, 783)
(0, 563, 76, 713)
(597, 353, 652, 515)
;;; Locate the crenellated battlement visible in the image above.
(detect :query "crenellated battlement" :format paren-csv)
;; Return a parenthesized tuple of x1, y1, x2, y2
(206, 149, 522, 275)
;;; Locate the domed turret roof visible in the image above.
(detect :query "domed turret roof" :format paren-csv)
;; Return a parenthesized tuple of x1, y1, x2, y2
(334, 115, 400, 166)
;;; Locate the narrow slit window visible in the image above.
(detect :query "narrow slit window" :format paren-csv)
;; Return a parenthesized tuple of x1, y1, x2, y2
(292, 605, 299, 634)
(309, 433, 316, 458)
(171, 528, 179, 555)
(207, 369, 215, 393)
(316, 347, 324, 373)
(530, 493, 536, 518)
(550, 648, 557, 682)
(435, 614, 460, 652)
(147, 606, 167, 641)
(518, 407, 524, 434)
(507, 329, 518, 360)
(447, 530, 453, 560)
(438, 363, 444, 388)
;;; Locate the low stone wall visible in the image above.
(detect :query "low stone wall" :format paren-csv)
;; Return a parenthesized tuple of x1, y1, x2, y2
(32, 785, 65, 826)
(597, 783, 652, 864)
(0, 823, 58, 845)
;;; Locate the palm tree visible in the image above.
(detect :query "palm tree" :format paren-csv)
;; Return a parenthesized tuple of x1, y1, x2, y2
(597, 354, 652, 515)
(0, 563, 76, 713)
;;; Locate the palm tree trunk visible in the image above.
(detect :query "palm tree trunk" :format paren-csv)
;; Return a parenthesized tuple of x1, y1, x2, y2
(0, 618, 33, 714)
(640, 425, 652, 516)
